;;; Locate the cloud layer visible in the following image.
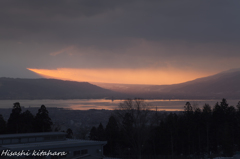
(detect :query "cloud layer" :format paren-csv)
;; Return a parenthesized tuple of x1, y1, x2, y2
(1, 0, 240, 82)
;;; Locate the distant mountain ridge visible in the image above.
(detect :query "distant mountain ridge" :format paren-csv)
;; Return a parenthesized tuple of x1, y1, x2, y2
(0, 78, 123, 99)
(166, 68, 240, 99)
(94, 69, 240, 99)
(1, 68, 240, 99)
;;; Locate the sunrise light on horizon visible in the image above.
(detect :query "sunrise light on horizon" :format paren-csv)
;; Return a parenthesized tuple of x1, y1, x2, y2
(27, 68, 214, 85)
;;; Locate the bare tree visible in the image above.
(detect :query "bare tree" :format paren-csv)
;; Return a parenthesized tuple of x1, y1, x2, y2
(115, 98, 150, 159)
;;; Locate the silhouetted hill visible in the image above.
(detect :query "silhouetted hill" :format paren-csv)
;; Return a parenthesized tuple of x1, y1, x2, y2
(2, 68, 240, 99)
(94, 68, 240, 99)
(0, 78, 123, 99)
(165, 68, 240, 99)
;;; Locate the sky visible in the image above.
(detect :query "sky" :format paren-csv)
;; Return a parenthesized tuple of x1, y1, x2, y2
(1, 0, 240, 85)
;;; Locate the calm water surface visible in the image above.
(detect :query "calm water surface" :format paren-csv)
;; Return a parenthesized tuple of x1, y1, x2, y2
(0, 99, 240, 111)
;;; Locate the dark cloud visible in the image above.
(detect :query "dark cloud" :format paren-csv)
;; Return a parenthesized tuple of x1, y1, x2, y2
(1, 0, 240, 45)
(1, 0, 240, 78)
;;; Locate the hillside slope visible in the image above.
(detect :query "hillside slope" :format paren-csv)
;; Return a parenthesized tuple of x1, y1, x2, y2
(0, 78, 123, 99)
(165, 68, 240, 99)
(94, 69, 240, 99)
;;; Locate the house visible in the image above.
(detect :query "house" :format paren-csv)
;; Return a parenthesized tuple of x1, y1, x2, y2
(0, 132, 107, 159)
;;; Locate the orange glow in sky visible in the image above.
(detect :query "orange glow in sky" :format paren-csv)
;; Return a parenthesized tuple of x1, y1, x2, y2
(27, 68, 212, 85)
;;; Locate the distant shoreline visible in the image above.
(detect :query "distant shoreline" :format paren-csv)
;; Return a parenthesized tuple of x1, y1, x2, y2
(0, 99, 239, 111)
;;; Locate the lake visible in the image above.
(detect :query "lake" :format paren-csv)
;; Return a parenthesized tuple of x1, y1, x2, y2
(0, 99, 239, 111)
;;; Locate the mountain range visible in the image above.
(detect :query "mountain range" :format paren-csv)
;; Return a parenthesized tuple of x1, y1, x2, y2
(1, 68, 240, 99)
(0, 78, 123, 99)
(94, 68, 240, 99)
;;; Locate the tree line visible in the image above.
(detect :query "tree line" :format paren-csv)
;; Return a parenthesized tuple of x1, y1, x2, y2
(89, 98, 240, 159)
(0, 102, 52, 134)
(1, 99, 240, 158)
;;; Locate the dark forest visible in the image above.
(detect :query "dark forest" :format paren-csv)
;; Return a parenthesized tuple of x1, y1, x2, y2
(90, 98, 240, 158)
(1, 99, 240, 158)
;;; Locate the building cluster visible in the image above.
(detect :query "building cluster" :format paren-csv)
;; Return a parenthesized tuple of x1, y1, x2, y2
(0, 132, 106, 159)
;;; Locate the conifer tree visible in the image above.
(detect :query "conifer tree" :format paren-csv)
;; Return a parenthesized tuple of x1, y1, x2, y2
(202, 103, 212, 154)
(19, 110, 34, 133)
(89, 126, 97, 140)
(0, 114, 6, 134)
(97, 123, 105, 141)
(105, 115, 119, 155)
(34, 105, 52, 132)
(66, 128, 73, 138)
(7, 102, 22, 133)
